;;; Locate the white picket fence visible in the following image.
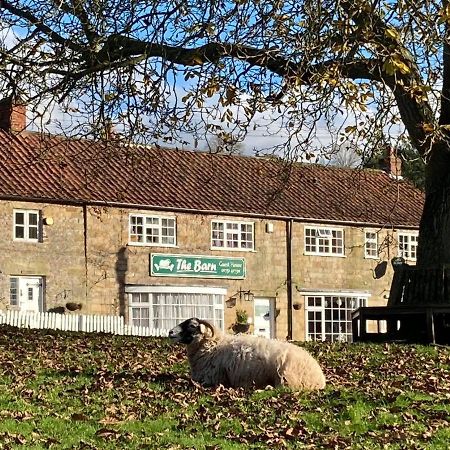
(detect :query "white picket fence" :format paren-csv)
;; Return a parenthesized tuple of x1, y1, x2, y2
(0, 310, 167, 337)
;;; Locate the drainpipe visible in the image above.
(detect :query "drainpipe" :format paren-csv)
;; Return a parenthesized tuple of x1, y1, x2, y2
(83, 204, 88, 303)
(286, 219, 293, 340)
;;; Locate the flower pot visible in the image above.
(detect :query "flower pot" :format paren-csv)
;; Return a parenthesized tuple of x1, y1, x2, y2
(232, 323, 250, 334)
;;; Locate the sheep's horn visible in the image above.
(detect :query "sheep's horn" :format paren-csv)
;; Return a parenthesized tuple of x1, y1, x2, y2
(199, 319, 215, 338)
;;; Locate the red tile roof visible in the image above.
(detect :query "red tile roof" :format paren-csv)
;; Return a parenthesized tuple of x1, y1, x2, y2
(0, 130, 424, 227)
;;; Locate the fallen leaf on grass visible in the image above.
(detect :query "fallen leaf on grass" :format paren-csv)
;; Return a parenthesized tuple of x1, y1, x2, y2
(98, 417, 124, 425)
(71, 413, 89, 421)
(95, 427, 119, 438)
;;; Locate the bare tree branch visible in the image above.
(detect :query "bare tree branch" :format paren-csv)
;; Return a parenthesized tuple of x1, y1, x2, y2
(1, 0, 85, 53)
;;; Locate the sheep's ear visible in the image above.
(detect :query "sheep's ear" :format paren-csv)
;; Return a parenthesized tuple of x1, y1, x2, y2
(199, 323, 207, 335)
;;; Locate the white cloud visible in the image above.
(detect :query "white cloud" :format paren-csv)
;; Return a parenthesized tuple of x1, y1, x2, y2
(20, 70, 407, 160)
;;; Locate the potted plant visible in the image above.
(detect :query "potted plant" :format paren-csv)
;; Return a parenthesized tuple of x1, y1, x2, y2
(233, 309, 250, 333)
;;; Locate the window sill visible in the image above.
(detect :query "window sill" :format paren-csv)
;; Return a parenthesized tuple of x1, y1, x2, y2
(210, 247, 256, 253)
(127, 243, 178, 248)
(13, 239, 40, 243)
(304, 252, 346, 258)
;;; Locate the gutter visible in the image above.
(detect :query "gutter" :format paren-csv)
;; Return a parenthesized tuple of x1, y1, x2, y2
(83, 203, 88, 303)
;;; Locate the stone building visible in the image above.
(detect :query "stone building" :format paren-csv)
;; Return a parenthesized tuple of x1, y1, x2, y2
(0, 98, 424, 341)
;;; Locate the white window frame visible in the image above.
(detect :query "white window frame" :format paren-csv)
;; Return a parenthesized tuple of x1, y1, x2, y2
(9, 277, 18, 306)
(13, 209, 40, 242)
(126, 285, 225, 333)
(303, 292, 369, 343)
(129, 214, 177, 247)
(304, 226, 345, 256)
(364, 230, 379, 259)
(398, 231, 418, 261)
(211, 220, 254, 251)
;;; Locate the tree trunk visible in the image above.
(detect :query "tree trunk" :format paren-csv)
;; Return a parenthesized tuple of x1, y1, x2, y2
(417, 189, 450, 270)
(417, 143, 450, 271)
(390, 144, 450, 342)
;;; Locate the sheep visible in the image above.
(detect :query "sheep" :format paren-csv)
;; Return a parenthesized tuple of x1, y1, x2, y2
(168, 317, 326, 391)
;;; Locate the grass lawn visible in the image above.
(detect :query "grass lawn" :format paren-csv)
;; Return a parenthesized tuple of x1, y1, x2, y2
(0, 325, 449, 449)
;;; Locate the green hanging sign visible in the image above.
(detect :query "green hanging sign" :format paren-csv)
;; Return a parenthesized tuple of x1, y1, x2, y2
(150, 253, 246, 279)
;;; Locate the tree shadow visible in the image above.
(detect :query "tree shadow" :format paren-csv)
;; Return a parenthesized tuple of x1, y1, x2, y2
(115, 246, 128, 316)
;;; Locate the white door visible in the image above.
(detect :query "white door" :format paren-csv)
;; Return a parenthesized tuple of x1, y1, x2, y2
(18, 277, 43, 313)
(253, 298, 275, 339)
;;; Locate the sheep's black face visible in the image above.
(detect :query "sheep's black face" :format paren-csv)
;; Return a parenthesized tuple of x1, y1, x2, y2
(168, 318, 203, 344)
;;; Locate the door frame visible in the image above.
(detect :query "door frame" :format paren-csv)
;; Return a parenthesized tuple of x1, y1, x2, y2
(253, 297, 276, 339)
(15, 276, 44, 312)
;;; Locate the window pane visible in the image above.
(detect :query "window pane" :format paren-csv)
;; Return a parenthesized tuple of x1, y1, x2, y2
(28, 213, 38, 226)
(161, 218, 176, 245)
(165, 234, 175, 245)
(131, 307, 150, 327)
(15, 212, 24, 225)
(15, 226, 25, 239)
(10, 278, 18, 306)
(28, 227, 38, 240)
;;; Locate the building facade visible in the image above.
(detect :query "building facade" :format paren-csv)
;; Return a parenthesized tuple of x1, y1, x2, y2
(0, 99, 424, 341)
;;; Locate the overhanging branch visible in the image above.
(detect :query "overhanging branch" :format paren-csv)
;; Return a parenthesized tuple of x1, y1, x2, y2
(2, 0, 87, 53)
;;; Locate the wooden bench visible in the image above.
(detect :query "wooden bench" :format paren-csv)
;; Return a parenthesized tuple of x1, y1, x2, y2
(352, 263, 450, 344)
(352, 304, 450, 343)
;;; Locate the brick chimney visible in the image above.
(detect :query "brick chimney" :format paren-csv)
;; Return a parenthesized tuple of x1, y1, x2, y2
(0, 97, 26, 132)
(386, 147, 402, 178)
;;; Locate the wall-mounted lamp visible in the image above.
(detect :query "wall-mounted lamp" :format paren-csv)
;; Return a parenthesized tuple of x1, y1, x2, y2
(240, 289, 254, 302)
(43, 217, 54, 226)
(230, 289, 255, 302)
(226, 297, 237, 308)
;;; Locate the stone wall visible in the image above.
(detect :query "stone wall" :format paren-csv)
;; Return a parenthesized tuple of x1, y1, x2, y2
(0, 201, 407, 340)
(0, 201, 86, 311)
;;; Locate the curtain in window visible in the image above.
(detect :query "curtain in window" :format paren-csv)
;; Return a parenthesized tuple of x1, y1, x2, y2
(130, 292, 223, 333)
